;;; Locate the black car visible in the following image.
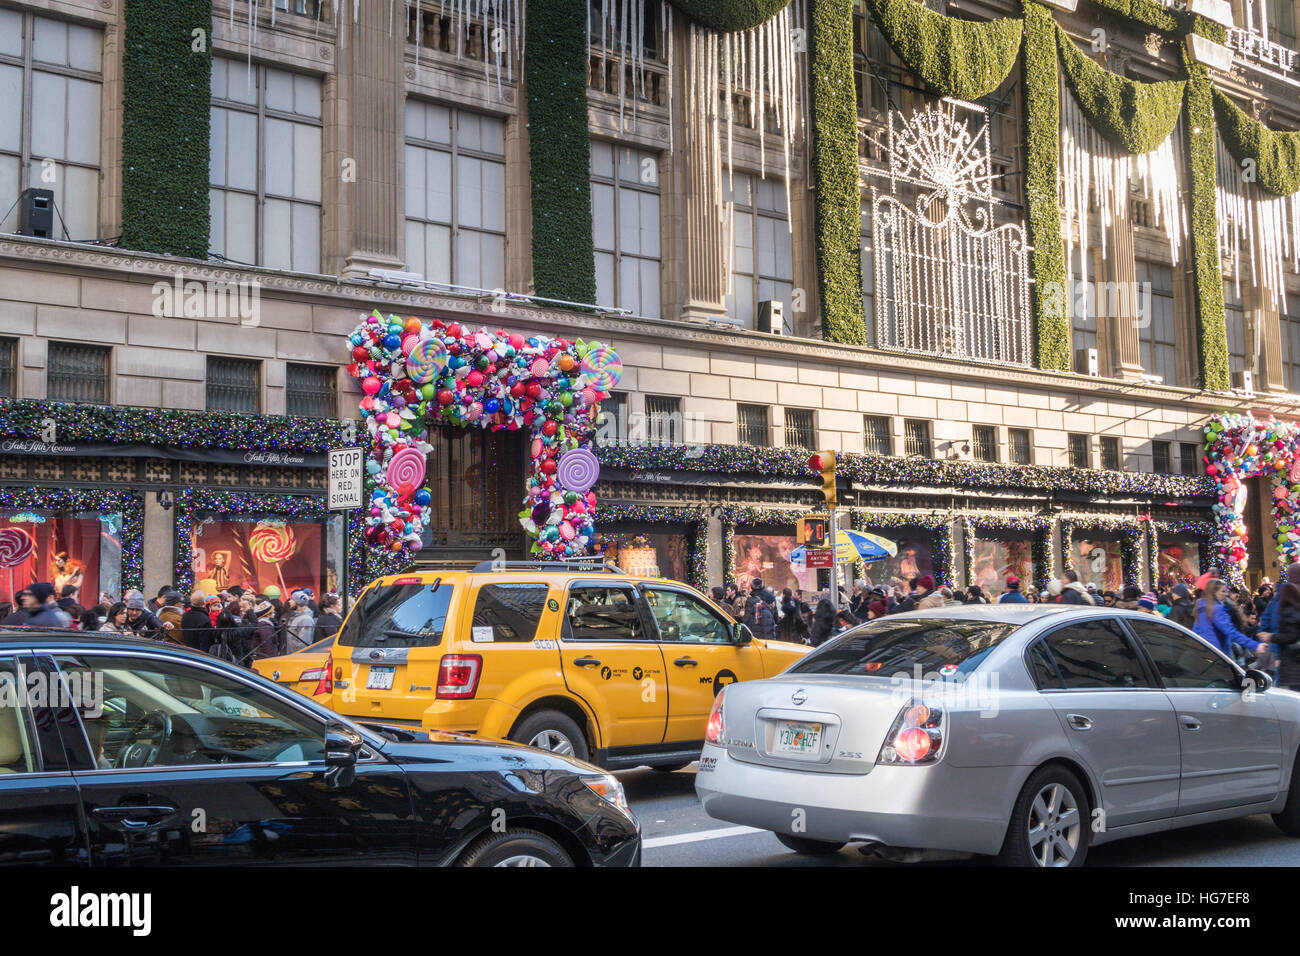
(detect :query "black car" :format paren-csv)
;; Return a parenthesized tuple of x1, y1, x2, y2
(0, 630, 640, 866)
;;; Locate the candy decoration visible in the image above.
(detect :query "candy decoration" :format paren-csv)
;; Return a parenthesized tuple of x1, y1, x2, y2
(557, 448, 600, 493)
(249, 521, 297, 595)
(386, 446, 427, 494)
(0, 526, 34, 601)
(405, 339, 448, 384)
(580, 345, 623, 391)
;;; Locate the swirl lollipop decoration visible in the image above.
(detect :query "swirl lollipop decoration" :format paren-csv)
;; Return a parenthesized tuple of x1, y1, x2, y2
(0, 527, 34, 600)
(579, 346, 623, 392)
(249, 521, 297, 595)
(405, 338, 448, 384)
(386, 446, 427, 494)
(557, 448, 600, 493)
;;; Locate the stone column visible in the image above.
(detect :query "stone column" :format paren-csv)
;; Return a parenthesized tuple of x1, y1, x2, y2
(1101, 216, 1146, 380)
(1251, 184, 1287, 392)
(326, 4, 407, 279)
(100, 12, 124, 242)
(504, 110, 533, 293)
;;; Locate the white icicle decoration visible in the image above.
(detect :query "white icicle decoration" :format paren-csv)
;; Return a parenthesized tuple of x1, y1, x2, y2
(1216, 133, 1300, 308)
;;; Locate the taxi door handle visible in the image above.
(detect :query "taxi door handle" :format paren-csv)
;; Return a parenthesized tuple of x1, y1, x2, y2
(673, 657, 698, 667)
(573, 657, 601, 667)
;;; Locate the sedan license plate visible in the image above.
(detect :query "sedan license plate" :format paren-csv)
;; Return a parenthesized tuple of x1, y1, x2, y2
(366, 665, 395, 690)
(774, 721, 822, 756)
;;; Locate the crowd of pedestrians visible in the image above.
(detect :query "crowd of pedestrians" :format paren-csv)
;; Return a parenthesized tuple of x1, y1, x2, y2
(0, 580, 346, 669)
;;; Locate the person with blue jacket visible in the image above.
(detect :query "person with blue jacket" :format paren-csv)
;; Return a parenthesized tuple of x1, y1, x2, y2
(1194, 578, 1268, 660)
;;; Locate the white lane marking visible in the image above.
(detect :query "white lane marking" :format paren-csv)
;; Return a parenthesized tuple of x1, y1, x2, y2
(643, 825, 764, 849)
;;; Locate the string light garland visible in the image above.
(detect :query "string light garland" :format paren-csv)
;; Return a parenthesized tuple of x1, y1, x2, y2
(962, 514, 1053, 591)
(718, 505, 806, 588)
(0, 487, 143, 593)
(593, 503, 710, 591)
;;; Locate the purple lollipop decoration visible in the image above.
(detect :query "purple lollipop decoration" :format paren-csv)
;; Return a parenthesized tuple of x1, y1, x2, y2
(557, 447, 600, 493)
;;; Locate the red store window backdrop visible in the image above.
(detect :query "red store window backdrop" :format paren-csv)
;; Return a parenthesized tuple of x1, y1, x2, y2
(0, 513, 120, 606)
(191, 516, 324, 599)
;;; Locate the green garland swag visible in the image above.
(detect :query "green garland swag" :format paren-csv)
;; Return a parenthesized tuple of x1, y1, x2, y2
(811, 0, 866, 344)
(121, 0, 211, 257)
(1212, 89, 1300, 198)
(666, 0, 792, 32)
(863, 0, 1022, 101)
(1021, 2, 1070, 371)
(1057, 24, 1185, 154)
(1089, 0, 1180, 34)
(526, 0, 598, 304)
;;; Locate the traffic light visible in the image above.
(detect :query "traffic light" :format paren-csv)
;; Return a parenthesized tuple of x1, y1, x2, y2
(808, 450, 837, 507)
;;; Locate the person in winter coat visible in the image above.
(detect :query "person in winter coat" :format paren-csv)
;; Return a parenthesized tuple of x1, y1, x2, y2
(99, 602, 131, 634)
(122, 593, 171, 637)
(1049, 570, 1095, 605)
(316, 593, 344, 641)
(1193, 578, 1267, 661)
(1115, 585, 1142, 611)
(741, 579, 776, 642)
(997, 576, 1028, 604)
(915, 576, 946, 610)
(896, 575, 939, 613)
(285, 590, 317, 651)
(156, 592, 187, 644)
(181, 592, 214, 652)
(966, 584, 990, 605)
(1271, 565, 1300, 689)
(25, 582, 71, 628)
(777, 588, 811, 644)
(811, 598, 837, 646)
(1167, 583, 1196, 629)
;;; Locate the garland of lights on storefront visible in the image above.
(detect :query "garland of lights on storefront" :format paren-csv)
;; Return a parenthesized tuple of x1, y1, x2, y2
(0, 486, 144, 594)
(848, 510, 954, 587)
(718, 505, 807, 588)
(1060, 515, 1144, 590)
(1147, 518, 1216, 586)
(961, 514, 1054, 592)
(171, 489, 384, 597)
(593, 503, 709, 591)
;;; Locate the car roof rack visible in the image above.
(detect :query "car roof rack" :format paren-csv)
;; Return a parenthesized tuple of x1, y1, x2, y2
(400, 559, 482, 573)
(468, 558, 622, 574)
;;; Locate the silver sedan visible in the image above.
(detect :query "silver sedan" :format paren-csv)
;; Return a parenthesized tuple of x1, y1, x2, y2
(695, 605, 1300, 866)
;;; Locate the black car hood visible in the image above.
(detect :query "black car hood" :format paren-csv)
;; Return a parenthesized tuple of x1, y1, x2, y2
(366, 725, 604, 774)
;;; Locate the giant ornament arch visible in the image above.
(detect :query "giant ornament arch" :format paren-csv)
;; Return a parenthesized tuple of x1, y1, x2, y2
(347, 311, 622, 556)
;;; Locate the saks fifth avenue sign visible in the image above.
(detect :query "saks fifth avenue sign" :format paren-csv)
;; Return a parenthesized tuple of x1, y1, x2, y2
(0, 438, 322, 468)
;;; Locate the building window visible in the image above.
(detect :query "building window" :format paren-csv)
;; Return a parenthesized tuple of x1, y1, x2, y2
(285, 363, 336, 419)
(210, 58, 322, 273)
(47, 342, 108, 404)
(207, 357, 261, 413)
(645, 395, 681, 445)
(1069, 433, 1090, 469)
(738, 404, 770, 447)
(863, 415, 891, 455)
(1136, 260, 1176, 386)
(591, 141, 661, 318)
(784, 408, 815, 449)
(1180, 442, 1201, 476)
(1100, 436, 1121, 471)
(405, 102, 506, 291)
(0, 338, 14, 398)
(0, 10, 103, 240)
(903, 420, 931, 458)
(1152, 440, 1171, 474)
(274, 0, 322, 15)
(1009, 428, 1032, 465)
(1224, 280, 1248, 376)
(973, 425, 998, 463)
(1282, 295, 1300, 394)
(596, 392, 628, 445)
(860, 204, 875, 347)
(725, 172, 794, 331)
(1068, 248, 1098, 365)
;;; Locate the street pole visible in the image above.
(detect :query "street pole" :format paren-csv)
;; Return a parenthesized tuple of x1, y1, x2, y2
(828, 505, 839, 615)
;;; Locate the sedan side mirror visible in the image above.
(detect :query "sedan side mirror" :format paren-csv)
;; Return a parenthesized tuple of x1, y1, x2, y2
(735, 624, 754, 646)
(324, 721, 362, 788)
(1244, 668, 1273, 694)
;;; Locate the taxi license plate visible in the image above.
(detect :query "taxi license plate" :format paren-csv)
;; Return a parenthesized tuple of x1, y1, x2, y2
(366, 666, 395, 690)
(774, 721, 822, 755)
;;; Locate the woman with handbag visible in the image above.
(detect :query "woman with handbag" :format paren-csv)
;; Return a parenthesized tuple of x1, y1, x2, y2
(1273, 565, 1300, 690)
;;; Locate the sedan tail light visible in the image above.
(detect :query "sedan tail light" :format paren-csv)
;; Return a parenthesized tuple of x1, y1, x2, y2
(436, 655, 483, 699)
(706, 686, 726, 743)
(877, 701, 943, 765)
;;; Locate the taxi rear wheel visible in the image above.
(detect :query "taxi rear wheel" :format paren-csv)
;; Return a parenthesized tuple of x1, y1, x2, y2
(457, 829, 574, 867)
(510, 710, 590, 762)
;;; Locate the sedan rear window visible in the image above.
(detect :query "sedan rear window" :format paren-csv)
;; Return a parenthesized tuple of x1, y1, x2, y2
(788, 619, 1020, 678)
(337, 584, 453, 648)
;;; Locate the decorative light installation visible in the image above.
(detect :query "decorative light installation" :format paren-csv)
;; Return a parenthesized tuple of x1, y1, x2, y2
(1215, 134, 1300, 308)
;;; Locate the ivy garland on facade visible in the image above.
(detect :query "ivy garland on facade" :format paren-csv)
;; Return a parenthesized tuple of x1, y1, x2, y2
(666, 0, 792, 31)
(594, 503, 710, 590)
(962, 514, 1053, 591)
(0, 487, 144, 594)
(1060, 516, 1144, 589)
(525, 0, 598, 304)
(1089, 0, 1180, 34)
(863, 0, 1022, 101)
(121, 0, 211, 258)
(850, 509, 955, 586)
(1211, 89, 1300, 198)
(811, 0, 867, 344)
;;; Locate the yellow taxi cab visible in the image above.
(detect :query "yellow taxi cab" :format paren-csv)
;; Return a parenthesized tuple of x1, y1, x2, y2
(326, 559, 810, 771)
(251, 635, 335, 705)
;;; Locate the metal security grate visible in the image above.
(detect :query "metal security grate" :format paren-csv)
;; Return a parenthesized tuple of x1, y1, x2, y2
(1180, 442, 1200, 476)
(1152, 441, 1171, 474)
(784, 408, 815, 449)
(863, 415, 891, 456)
(1100, 436, 1121, 471)
(207, 357, 261, 413)
(0, 339, 14, 398)
(737, 404, 770, 447)
(286, 363, 337, 419)
(1009, 428, 1032, 465)
(903, 420, 931, 458)
(47, 343, 109, 404)
(645, 396, 681, 445)
(973, 425, 998, 463)
(1069, 434, 1090, 469)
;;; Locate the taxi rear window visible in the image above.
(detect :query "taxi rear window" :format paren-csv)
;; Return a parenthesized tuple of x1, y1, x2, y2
(337, 583, 453, 648)
(470, 584, 549, 643)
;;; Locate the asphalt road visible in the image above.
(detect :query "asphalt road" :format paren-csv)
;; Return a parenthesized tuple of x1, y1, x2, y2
(622, 764, 1300, 867)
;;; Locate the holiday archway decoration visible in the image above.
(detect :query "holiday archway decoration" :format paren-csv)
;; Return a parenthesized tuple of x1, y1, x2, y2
(1203, 412, 1300, 587)
(347, 311, 622, 557)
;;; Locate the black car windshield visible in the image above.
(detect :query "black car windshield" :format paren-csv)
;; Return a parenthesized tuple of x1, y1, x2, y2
(337, 583, 453, 648)
(788, 618, 1020, 678)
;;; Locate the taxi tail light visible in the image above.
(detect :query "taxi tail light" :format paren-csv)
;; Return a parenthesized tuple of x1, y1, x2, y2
(877, 701, 943, 765)
(706, 686, 726, 743)
(303, 653, 333, 696)
(437, 655, 483, 699)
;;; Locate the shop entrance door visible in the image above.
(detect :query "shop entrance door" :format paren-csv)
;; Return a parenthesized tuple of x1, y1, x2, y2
(419, 426, 527, 561)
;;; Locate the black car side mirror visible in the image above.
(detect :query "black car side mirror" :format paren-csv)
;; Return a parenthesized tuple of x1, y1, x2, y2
(1243, 669, 1273, 694)
(735, 624, 754, 646)
(324, 721, 362, 788)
